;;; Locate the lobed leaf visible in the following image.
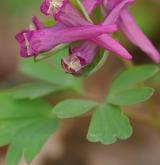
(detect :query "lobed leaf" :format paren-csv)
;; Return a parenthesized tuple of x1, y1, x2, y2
(0, 92, 51, 118)
(20, 58, 78, 86)
(108, 87, 154, 106)
(6, 118, 58, 165)
(19, 49, 82, 92)
(109, 65, 159, 94)
(12, 82, 64, 100)
(87, 104, 132, 144)
(0, 92, 59, 165)
(53, 99, 98, 118)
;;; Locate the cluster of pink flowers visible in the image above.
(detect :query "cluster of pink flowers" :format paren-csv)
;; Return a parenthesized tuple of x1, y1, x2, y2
(16, 0, 160, 74)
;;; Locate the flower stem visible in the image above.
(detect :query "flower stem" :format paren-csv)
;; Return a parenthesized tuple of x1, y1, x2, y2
(121, 59, 134, 68)
(74, 0, 93, 23)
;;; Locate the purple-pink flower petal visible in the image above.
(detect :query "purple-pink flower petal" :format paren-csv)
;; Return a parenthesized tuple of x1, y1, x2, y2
(104, 0, 134, 24)
(119, 9, 160, 63)
(92, 34, 132, 60)
(105, 0, 160, 63)
(61, 41, 98, 74)
(32, 16, 44, 30)
(16, 24, 117, 57)
(41, 0, 132, 60)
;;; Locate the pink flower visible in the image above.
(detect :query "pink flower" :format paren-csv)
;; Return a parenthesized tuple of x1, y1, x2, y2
(40, 0, 133, 74)
(16, 0, 160, 75)
(16, 16, 117, 57)
(105, 0, 160, 63)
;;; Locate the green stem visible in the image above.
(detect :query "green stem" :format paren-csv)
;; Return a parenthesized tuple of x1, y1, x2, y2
(74, 0, 93, 23)
(34, 43, 70, 62)
(121, 59, 134, 68)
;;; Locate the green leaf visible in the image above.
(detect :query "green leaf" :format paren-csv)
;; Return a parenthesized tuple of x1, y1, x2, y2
(19, 49, 82, 91)
(108, 87, 154, 106)
(6, 118, 58, 165)
(20, 58, 78, 86)
(110, 65, 159, 94)
(12, 82, 64, 100)
(53, 99, 97, 118)
(0, 92, 59, 165)
(0, 92, 51, 119)
(87, 104, 132, 144)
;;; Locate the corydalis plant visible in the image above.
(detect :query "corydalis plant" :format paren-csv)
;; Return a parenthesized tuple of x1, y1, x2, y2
(16, 0, 160, 75)
(1, 1, 160, 165)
